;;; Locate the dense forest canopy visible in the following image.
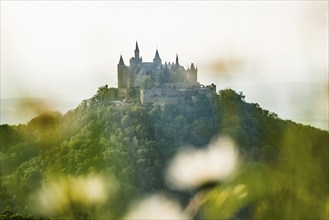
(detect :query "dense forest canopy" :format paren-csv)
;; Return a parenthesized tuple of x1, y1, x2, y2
(0, 88, 328, 219)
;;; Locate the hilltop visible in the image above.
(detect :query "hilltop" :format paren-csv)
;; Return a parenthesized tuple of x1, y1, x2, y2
(0, 88, 328, 219)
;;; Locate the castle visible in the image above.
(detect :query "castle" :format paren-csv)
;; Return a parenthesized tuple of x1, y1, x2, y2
(118, 42, 198, 89)
(117, 42, 216, 104)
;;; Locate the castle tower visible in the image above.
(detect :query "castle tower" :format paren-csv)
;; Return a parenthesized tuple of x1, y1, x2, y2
(119, 55, 125, 65)
(175, 54, 179, 66)
(187, 63, 198, 85)
(134, 41, 140, 58)
(153, 49, 162, 70)
(117, 55, 128, 88)
(130, 41, 142, 68)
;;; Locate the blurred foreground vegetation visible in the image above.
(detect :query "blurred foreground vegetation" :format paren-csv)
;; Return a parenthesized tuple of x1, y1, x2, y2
(0, 88, 328, 219)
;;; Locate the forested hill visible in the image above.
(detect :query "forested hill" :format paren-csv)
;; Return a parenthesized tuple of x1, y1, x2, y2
(0, 88, 328, 220)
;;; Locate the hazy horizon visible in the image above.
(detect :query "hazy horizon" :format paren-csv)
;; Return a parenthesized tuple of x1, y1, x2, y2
(1, 1, 328, 130)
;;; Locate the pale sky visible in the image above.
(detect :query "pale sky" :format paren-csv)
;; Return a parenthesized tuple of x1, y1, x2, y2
(1, 1, 328, 130)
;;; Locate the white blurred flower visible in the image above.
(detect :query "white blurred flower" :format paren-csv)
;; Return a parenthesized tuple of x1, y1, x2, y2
(165, 135, 238, 191)
(35, 174, 114, 214)
(123, 194, 189, 220)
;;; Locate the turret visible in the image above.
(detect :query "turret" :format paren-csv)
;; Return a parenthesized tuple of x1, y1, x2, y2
(187, 63, 198, 85)
(118, 55, 128, 89)
(175, 54, 179, 66)
(134, 41, 140, 59)
(130, 41, 142, 67)
(154, 49, 160, 60)
(153, 49, 162, 69)
(118, 55, 125, 66)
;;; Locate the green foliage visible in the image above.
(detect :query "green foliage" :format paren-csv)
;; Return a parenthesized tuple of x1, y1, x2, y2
(142, 76, 154, 89)
(196, 89, 328, 220)
(156, 69, 169, 85)
(0, 88, 327, 219)
(169, 71, 184, 83)
(0, 211, 49, 220)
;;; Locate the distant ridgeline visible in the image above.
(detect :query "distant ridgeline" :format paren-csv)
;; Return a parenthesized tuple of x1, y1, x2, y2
(103, 42, 216, 105)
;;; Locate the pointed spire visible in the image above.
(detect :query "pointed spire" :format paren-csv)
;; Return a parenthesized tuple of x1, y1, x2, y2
(118, 55, 125, 65)
(134, 41, 140, 58)
(154, 49, 160, 59)
(153, 48, 162, 67)
(175, 54, 179, 66)
(190, 63, 195, 70)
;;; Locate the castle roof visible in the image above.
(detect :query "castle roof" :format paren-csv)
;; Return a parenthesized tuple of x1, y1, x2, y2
(154, 49, 160, 59)
(118, 55, 125, 65)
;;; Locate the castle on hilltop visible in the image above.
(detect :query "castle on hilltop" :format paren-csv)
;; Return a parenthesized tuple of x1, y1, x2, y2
(117, 42, 216, 104)
(118, 42, 198, 89)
